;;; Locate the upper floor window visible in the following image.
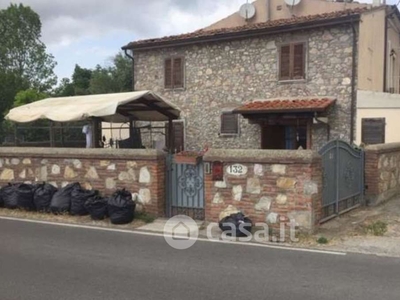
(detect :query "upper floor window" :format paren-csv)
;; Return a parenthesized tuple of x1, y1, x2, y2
(165, 57, 184, 89)
(279, 43, 306, 81)
(220, 113, 239, 135)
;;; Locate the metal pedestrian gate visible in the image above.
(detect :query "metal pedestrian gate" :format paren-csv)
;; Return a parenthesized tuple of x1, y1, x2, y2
(165, 154, 205, 220)
(319, 140, 364, 222)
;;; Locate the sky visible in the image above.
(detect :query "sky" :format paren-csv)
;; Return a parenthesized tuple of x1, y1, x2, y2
(0, 0, 395, 82)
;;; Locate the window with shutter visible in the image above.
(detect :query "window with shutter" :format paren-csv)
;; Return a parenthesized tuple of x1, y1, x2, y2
(362, 118, 385, 145)
(164, 58, 172, 89)
(293, 43, 305, 79)
(220, 113, 239, 135)
(166, 121, 185, 153)
(280, 45, 290, 80)
(164, 57, 184, 89)
(279, 43, 306, 81)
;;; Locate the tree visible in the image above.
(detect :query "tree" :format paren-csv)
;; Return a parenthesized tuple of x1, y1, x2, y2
(72, 65, 92, 95)
(0, 3, 57, 143)
(53, 78, 75, 97)
(89, 52, 132, 94)
(0, 4, 57, 92)
(14, 89, 47, 107)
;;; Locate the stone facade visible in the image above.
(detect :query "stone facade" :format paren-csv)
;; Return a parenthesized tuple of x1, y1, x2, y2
(365, 143, 400, 205)
(203, 149, 322, 232)
(0, 148, 166, 217)
(134, 24, 356, 151)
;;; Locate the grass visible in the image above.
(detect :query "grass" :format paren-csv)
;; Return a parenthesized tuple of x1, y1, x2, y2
(316, 236, 329, 244)
(135, 212, 156, 224)
(365, 220, 388, 236)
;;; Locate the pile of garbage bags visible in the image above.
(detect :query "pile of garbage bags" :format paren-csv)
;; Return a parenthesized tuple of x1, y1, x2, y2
(219, 212, 253, 237)
(0, 182, 137, 225)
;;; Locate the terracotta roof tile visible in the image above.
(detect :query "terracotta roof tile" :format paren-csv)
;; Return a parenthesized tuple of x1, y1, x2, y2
(234, 98, 336, 114)
(123, 7, 373, 49)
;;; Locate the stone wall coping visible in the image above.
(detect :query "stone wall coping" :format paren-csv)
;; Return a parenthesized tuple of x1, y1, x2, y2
(365, 143, 400, 154)
(203, 149, 320, 164)
(0, 147, 166, 160)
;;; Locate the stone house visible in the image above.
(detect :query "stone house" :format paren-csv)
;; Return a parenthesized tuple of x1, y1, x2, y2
(122, 2, 400, 151)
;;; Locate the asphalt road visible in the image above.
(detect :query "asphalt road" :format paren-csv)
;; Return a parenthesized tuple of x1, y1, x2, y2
(0, 218, 400, 300)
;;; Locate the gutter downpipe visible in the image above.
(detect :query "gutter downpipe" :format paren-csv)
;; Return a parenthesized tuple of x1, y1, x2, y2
(350, 19, 357, 144)
(124, 49, 135, 91)
(383, 13, 388, 93)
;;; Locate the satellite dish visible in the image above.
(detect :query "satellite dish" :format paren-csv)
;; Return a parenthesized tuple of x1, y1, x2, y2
(284, 0, 301, 6)
(239, 3, 256, 20)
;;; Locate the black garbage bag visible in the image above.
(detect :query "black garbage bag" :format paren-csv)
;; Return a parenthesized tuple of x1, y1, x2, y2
(219, 213, 253, 237)
(1, 183, 35, 211)
(84, 195, 108, 220)
(34, 183, 58, 212)
(70, 188, 97, 216)
(0, 186, 5, 208)
(50, 182, 81, 214)
(107, 189, 135, 225)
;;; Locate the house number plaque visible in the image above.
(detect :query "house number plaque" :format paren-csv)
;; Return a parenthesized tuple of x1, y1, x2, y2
(227, 164, 248, 176)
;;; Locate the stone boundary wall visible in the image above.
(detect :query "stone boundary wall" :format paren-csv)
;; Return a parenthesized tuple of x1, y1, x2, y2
(0, 148, 166, 217)
(203, 149, 322, 232)
(364, 143, 400, 205)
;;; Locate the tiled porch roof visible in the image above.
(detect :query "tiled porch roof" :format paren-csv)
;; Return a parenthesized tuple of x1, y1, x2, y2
(234, 97, 336, 114)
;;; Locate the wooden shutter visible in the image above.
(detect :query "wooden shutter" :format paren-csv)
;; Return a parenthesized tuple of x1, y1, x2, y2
(172, 57, 184, 88)
(293, 43, 305, 79)
(221, 113, 239, 135)
(164, 59, 172, 89)
(166, 122, 184, 152)
(279, 45, 291, 80)
(362, 118, 385, 145)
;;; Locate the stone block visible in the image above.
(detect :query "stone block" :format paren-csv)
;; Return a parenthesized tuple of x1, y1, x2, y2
(277, 177, 297, 189)
(11, 158, 20, 165)
(0, 169, 14, 181)
(36, 166, 48, 181)
(139, 188, 151, 204)
(107, 164, 116, 171)
(22, 158, 31, 165)
(52, 165, 61, 175)
(212, 193, 224, 204)
(215, 180, 227, 188)
(127, 161, 137, 168)
(100, 160, 110, 167)
(304, 181, 318, 195)
(232, 185, 243, 201)
(219, 205, 240, 221)
(276, 194, 288, 205)
(272, 165, 286, 175)
(246, 177, 261, 194)
(19, 169, 26, 179)
(255, 196, 272, 211)
(254, 164, 263, 176)
(139, 167, 151, 183)
(105, 178, 116, 189)
(64, 166, 77, 179)
(266, 212, 279, 224)
(85, 167, 99, 179)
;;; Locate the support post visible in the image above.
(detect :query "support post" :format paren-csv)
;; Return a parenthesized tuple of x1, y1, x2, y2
(168, 119, 174, 153)
(50, 121, 55, 147)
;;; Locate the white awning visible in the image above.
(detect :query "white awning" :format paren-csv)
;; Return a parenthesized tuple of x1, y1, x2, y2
(5, 90, 180, 123)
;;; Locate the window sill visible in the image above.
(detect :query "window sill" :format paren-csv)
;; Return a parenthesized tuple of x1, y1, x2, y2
(278, 79, 307, 84)
(219, 133, 240, 138)
(164, 87, 186, 91)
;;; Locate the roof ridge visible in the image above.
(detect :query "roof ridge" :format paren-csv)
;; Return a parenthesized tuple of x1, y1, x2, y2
(123, 7, 374, 50)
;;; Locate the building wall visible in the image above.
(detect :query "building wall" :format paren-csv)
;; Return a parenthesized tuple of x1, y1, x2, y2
(205, 0, 369, 31)
(134, 25, 356, 151)
(364, 143, 400, 205)
(357, 9, 386, 92)
(0, 148, 166, 217)
(203, 149, 322, 232)
(356, 90, 400, 145)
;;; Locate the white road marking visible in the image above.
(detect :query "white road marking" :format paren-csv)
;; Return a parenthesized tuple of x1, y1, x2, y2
(0, 216, 346, 256)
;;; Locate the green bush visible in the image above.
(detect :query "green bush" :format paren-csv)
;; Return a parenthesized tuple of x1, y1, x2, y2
(365, 221, 388, 236)
(135, 212, 156, 224)
(317, 236, 329, 244)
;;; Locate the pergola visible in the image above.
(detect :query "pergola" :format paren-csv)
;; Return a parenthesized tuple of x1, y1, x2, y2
(5, 91, 180, 150)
